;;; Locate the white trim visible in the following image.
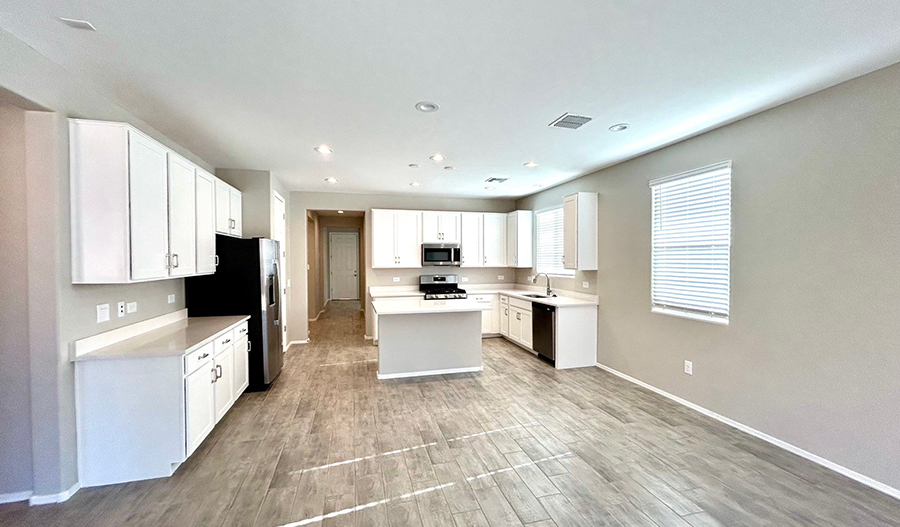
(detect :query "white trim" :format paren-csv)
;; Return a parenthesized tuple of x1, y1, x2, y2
(72, 309, 187, 359)
(364, 335, 374, 340)
(594, 363, 900, 501)
(651, 306, 729, 326)
(308, 308, 326, 322)
(648, 159, 732, 187)
(287, 339, 309, 347)
(0, 491, 32, 504)
(377, 366, 483, 380)
(28, 481, 80, 506)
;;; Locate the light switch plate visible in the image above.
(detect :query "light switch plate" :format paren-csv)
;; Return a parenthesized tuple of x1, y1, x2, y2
(96, 304, 110, 323)
(168, 294, 176, 304)
(117, 301, 125, 317)
(461, 277, 469, 282)
(582, 281, 590, 289)
(126, 302, 138, 314)
(392, 277, 400, 283)
(498, 275, 505, 280)
(684, 360, 693, 375)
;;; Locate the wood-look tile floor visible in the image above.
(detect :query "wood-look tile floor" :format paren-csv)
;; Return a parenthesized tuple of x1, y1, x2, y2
(3, 300, 899, 527)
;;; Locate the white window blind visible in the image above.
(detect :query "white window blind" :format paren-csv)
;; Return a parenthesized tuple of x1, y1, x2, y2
(650, 161, 732, 324)
(536, 207, 574, 276)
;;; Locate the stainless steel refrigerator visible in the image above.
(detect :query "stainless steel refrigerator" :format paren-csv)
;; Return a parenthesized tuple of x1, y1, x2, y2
(185, 235, 283, 390)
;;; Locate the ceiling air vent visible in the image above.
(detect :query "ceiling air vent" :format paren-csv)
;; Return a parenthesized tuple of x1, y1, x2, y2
(549, 113, 592, 129)
(485, 177, 508, 184)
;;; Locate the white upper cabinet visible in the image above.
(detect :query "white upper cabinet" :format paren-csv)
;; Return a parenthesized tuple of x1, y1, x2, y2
(215, 179, 243, 237)
(422, 211, 461, 243)
(460, 213, 483, 267)
(195, 169, 217, 274)
(167, 153, 197, 277)
(372, 209, 422, 268)
(69, 119, 232, 283)
(128, 131, 171, 281)
(229, 187, 243, 237)
(563, 192, 598, 270)
(483, 213, 508, 267)
(507, 210, 533, 268)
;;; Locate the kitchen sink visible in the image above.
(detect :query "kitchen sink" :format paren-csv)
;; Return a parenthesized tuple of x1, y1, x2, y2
(522, 293, 555, 298)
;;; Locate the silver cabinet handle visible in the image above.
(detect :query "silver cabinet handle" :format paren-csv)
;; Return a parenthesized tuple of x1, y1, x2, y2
(172, 253, 179, 268)
(216, 364, 223, 379)
(211, 367, 217, 383)
(224, 338, 231, 344)
(516, 312, 521, 320)
(165, 253, 170, 269)
(199, 352, 209, 360)
(214, 255, 220, 266)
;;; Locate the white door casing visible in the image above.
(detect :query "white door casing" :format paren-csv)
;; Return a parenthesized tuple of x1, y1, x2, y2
(330, 232, 359, 300)
(272, 191, 287, 349)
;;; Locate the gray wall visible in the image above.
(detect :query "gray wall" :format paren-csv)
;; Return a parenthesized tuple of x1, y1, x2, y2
(0, 28, 213, 497)
(216, 168, 273, 239)
(0, 103, 33, 496)
(288, 192, 516, 342)
(515, 62, 900, 490)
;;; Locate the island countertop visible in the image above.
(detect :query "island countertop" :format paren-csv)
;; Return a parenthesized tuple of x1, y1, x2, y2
(73, 315, 250, 362)
(372, 298, 492, 316)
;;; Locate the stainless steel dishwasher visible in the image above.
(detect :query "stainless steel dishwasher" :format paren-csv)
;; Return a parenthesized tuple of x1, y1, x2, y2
(532, 302, 556, 363)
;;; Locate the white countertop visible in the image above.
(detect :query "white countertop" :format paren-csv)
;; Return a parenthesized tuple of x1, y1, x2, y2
(369, 284, 598, 307)
(372, 298, 492, 315)
(73, 316, 250, 362)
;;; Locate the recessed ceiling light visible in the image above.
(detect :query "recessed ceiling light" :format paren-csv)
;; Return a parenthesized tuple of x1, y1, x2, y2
(430, 153, 444, 162)
(444, 166, 455, 170)
(410, 182, 421, 187)
(337, 210, 344, 214)
(524, 161, 538, 168)
(415, 102, 440, 113)
(314, 145, 333, 154)
(324, 177, 338, 184)
(409, 163, 420, 168)
(485, 186, 495, 190)
(59, 17, 97, 31)
(608, 123, 630, 132)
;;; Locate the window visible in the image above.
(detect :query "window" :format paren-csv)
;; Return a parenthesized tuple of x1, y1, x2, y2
(650, 161, 732, 324)
(535, 206, 574, 276)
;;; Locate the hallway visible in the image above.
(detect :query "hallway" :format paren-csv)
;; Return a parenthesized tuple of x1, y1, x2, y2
(2, 301, 898, 526)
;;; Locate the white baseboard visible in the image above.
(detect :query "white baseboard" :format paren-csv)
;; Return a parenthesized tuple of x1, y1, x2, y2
(287, 339, 309, 347)
(364, 335, 373, 340)
(0, 490, 33, 504)
(377, 366, 482, 380)
(308, 308, 326, 322)
(28, 481, 80, 506)
(595, 363, 900, 501)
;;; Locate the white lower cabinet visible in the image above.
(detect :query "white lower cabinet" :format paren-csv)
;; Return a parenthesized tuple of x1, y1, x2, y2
(502, 295, 533, 349)
(185, 345, 216, 456)
(234, 336, 249, 394)
(214, 345, 235, 421)
(472, 294, 500, 334)
(500, 296, 510, 336)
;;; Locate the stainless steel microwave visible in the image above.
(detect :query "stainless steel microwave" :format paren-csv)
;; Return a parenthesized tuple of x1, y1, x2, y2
(422, 243, 461, 266)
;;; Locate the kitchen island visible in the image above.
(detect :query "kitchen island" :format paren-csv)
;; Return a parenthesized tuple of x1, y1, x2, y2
(371, 298, 491, 379)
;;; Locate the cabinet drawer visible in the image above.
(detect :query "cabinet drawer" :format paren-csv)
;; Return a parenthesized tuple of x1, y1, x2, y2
(508, 297, 532, 312)
(235, 321, 249, 339)
(214, 330, 235, 355)
(499, 295, 509, 305)
(184, 342, 215, 375)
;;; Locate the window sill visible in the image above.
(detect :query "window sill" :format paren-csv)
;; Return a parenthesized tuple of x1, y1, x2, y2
(651, 306, 729, 326)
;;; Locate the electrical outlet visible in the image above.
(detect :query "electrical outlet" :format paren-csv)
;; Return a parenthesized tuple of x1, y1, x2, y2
(582, 281, 590, 289)
(392, 277, 400, 283)
(117, 301, 126, 317)
(684, 360, 693, 375)
(498, 275, 505, 280)
(96, 304, 110, 323)
(461, 277, 469, 282)
(127, 302, 137, 314)
(527, 275, 534, 281)
(168, 294, 176, 304)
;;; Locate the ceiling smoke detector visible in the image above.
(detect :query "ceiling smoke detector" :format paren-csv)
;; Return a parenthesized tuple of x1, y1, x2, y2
(485, 177, 508, 184)
(549, 113, 593, 129)
(59, 17, 97, 31)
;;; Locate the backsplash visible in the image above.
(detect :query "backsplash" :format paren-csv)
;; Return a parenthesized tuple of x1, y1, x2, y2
(370, 267, 515, 287)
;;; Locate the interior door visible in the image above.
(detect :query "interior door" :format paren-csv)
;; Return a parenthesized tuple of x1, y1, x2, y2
(215, 179, 231, 234)
(394, 211, 421, 267)
(483, 213, 507, 267)
(185, 361, 216, 456)
(229, 189, 242, 237)
(460, 213, 483, 267)
(167, 153, 197, 277)
(128, 131, 169, 281)
(272, 192, 287, 350)
(195, 169, 217, 274)
(214, 347, 235, 421)
(329, 232, 359, 300)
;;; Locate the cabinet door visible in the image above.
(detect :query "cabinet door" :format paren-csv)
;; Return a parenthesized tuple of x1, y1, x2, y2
(215, 179, 231, 234)
(491, 296, 501, 333)
(440, 213, 462, 243)
(372, 210, 397, 268)
(185, 362, 216, 456)
(422, 211, 441, 243)
(509, 307, 522, 342)
(128, 131, 170, 281)
(214, 347, 235, 421)
(229, 189, 242, 237)
(483, 213, 507, 267)
(500, 305, 509, 337)
(481, 309, 492, 334)
(460, 213, 483, 268)
(195, 170, 217, 274)
(563, 194, 578, 269)
(167, 154, 197, 277)
(521, 310, 533, 349)
(395, 211, 421, 268)
(506, 213, 518, 268)
(233, 336, 249, 396)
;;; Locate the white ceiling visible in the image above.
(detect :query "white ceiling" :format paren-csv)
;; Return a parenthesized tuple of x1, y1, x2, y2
(2, 1, 899, 198)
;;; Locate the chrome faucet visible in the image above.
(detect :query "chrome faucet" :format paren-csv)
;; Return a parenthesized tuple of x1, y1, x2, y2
(533, 273, 553, 296)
